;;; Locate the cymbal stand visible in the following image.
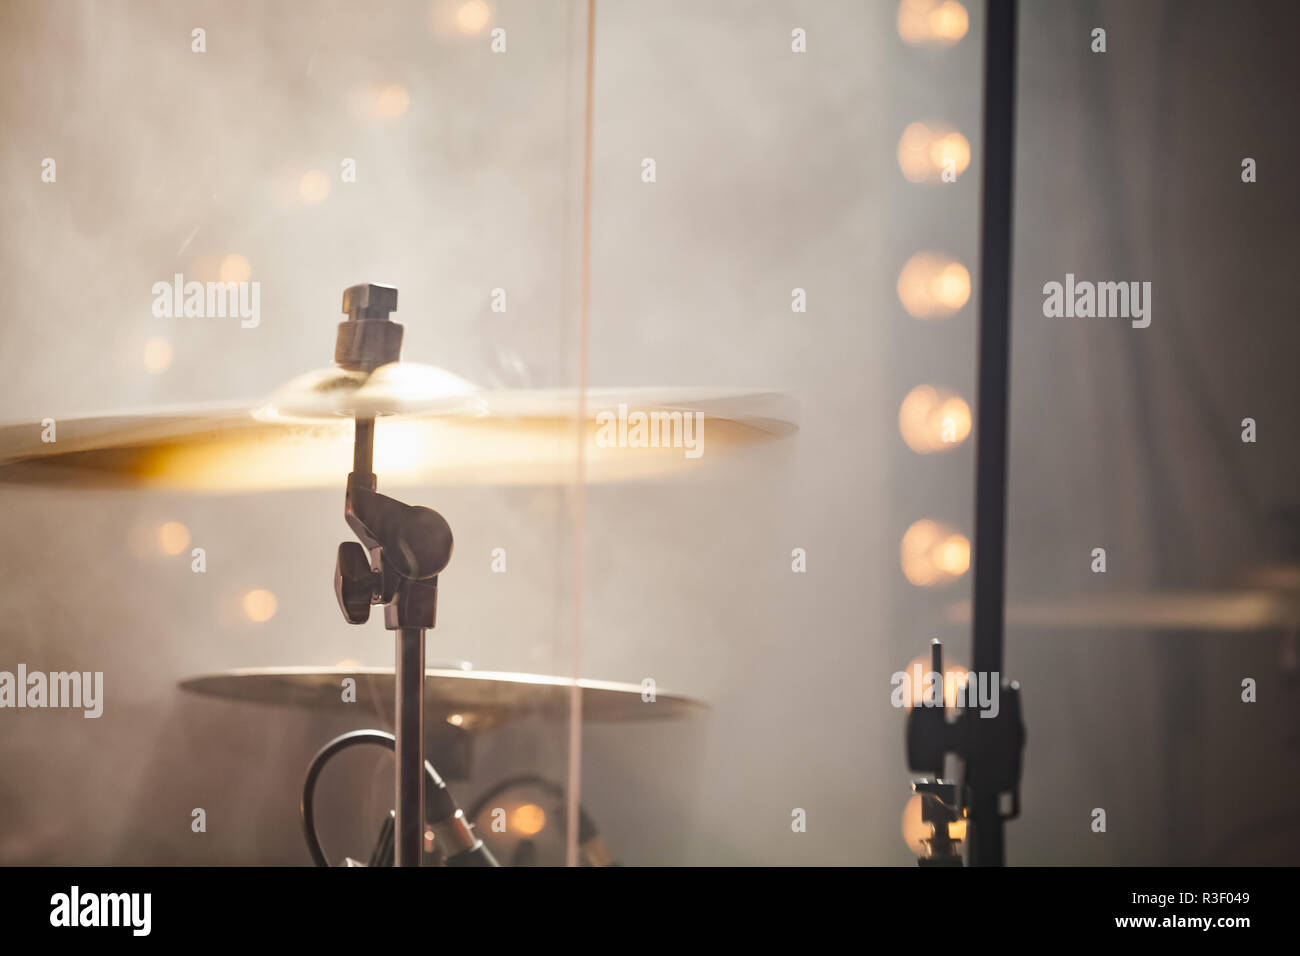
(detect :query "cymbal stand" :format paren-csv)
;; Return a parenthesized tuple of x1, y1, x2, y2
(329, 282, 454, 867)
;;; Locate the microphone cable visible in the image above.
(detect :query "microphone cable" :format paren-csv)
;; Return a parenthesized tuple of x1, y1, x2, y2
(301, 728, 497, 867)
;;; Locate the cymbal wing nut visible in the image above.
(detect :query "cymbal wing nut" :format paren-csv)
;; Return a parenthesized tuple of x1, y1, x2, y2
(336, 540, 380, 624)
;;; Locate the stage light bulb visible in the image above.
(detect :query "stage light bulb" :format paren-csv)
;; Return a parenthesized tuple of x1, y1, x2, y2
(901, 519, 970, 586)
(897, 253, 970, 319)
(933, 132, 971, 174)
(898, 0, 969, 46)
(899, 385, 971, 452)
(157, 521, 190, 555)
(897, 123, 970, 182)
(510, 803, 546, 836)
(936, 263, 971, 308)
(937, 535, 970, 575)
(932, 1, 969, 41)
(940, 397, 972, 442)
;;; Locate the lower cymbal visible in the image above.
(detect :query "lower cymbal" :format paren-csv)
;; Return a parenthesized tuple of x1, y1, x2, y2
(179, 666, 704, 732)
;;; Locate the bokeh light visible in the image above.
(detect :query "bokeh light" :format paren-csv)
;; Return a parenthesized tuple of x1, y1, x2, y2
(899, 385, 972, 452)
(157, 521, 191, 555)
(298, 170, 331, 204)
(509, 803, 546, 836)
(218, 254, 251, 284)
(901, 519, 971, 586)
(897, 0, 969, 46)
(897, 122, 971, 182)
(455, 0, 492, 35)
(242, 589, 278, 623)
(897, 252, 970, 319)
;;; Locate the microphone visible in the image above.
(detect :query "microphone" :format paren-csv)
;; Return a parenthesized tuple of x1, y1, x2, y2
(426, 761, 498, 867)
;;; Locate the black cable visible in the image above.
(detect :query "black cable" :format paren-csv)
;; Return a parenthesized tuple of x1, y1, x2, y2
(301, 728, 465, 868)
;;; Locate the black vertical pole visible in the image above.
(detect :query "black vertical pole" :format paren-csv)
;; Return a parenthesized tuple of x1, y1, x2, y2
(393, 627, 426, 865)
(968, 0, 1018, 867)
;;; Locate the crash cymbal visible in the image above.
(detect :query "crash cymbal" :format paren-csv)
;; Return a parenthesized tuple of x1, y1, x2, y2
(178, 666, 705, 732)
(0, 363, 797, 491)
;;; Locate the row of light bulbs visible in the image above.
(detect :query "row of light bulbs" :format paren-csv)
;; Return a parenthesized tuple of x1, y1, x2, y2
(896, 0, 973, 591)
